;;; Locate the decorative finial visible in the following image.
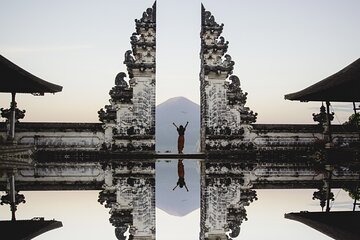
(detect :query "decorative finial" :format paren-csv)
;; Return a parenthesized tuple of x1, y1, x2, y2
(115, 72, 128, 88)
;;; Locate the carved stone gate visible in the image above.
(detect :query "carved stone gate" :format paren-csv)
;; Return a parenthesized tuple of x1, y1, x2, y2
(98, 2, 156, 152)
(200, 5, 257, 152)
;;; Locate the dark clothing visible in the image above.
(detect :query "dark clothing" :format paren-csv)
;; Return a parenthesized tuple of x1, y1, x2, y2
(177, 160, 186, 188)
(173, 159, 188, 191)
(178, 160, 184, 177)
(174, 123, 187, 154)
(177, 127, 186, 153)
(178, 135, 184, 153)
(177, 127, 185, 136)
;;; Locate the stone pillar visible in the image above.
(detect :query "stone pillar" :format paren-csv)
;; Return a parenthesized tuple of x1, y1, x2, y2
(99, 3, 156, 152)
(200, 5, 257, 152)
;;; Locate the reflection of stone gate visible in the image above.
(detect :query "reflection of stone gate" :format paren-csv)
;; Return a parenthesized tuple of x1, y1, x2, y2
(99, 160, 156, 240)
(200, 160, 256, 240)
(98, 2, 156, 152)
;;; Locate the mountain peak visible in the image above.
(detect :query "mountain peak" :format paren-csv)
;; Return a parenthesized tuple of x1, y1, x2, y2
(157, 96, 199, 108)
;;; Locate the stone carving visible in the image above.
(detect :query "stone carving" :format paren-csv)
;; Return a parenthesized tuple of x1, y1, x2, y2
(200, 5, 257, 151)
(201, 161, 257, 240)
(222, 54, 234, 68)
(228, 75, 240, 89)
(312, 185, 334, 211)
(136, 3, 156, 24)
(0, 145, 34, 166)
(202, 7, 224, 29)
(99, 2, 156, 152)
(0, 101, 26, 123)
(125, 4, 156, 80)
(0, 190, 26, 217)
(99, 161, 155, 240)
(115, 72, 128, 87)
(130, 32, 139, 45)
(98, 189, 116, 208)
(124, 50, 135, 65)
(98, 105, 116, 123)
(204, 55, 234, 76)
(115, 226, 129, 240)
(312, 104, 335, 144)
(217, 36, 227, 46)
(203, 11, 217, 27)
(240, 108, 258, 124)
(109, 73, 133, 104)
(313, 104, 333, 128)
(227, 75, 247, 105)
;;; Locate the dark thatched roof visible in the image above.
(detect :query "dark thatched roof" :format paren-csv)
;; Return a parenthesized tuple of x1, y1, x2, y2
(0, 219, 62, 240)
(0, 54, 62, 94)
(285, 58, 360, 102)
(285, 211, 360, 240)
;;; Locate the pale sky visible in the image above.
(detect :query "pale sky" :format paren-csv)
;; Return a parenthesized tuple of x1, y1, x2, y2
(1, 0, 360, 124)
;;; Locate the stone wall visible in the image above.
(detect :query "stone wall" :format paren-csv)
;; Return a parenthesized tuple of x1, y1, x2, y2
(0, 122, 104, 150)
(206, 124, 360, 151)
(1, 122, 358, 154)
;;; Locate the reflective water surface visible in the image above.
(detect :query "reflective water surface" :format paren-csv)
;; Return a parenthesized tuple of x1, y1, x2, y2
(1, 158, 359, 240)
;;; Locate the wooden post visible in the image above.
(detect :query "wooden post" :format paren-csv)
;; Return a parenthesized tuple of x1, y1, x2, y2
(325, 178, 331, 212)
(354, 174, 360, 211)
(353, 102, 360, 140)
(10, 174, 16, 221)
(9, 92, 16, 142)
(325, 101, 332, 147)
(325, 166, 332, 212)
(353, 199, 357, 211)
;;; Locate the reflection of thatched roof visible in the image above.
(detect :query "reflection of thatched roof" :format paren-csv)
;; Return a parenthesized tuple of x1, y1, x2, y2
(0, 219, 62, 239)
(285, 211, 360, 240)
(0, 54, 62, 94)
(285, 58, 360, 102)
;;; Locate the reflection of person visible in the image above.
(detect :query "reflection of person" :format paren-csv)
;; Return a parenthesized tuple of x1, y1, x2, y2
(173, 122, 189, 154)
(172, 159, 189, 192)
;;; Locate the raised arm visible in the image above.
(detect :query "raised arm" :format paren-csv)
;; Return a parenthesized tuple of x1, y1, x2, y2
(184, 121, 189, 129)
(184, 183, 189, 192)
(173, 122, 178, 128)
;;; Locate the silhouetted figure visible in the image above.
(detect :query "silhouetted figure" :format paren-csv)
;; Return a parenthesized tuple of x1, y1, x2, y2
(173, 121, 189, 154)
(173, 159, 189, 192)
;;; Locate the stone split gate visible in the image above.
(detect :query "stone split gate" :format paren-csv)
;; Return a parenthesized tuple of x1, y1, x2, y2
(0, 2, 359, 155)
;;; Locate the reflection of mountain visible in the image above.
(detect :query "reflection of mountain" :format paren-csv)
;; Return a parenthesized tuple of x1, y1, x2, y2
(156, 160, 200, 217)
(156, 97, 200, 153)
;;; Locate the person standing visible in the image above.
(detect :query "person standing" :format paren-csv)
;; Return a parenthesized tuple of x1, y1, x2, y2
(173, 121, 189, 154)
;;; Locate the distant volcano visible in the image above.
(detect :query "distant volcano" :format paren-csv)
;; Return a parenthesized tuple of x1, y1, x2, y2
(156, 97, 200, 153)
